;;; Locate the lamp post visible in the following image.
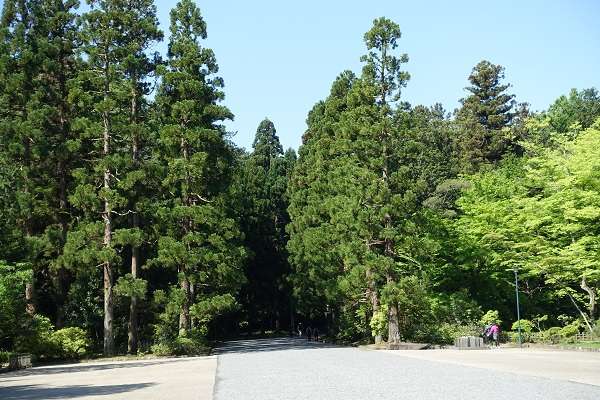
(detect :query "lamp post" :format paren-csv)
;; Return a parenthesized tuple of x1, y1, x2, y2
(513, 267, 522, 348)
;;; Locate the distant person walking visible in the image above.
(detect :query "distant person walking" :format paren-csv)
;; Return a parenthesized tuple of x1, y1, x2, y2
(306, 326, 312, 341)
(483, 323, 492, 344)
(313, 327, 319, 342)
(489, 323, 500, 347)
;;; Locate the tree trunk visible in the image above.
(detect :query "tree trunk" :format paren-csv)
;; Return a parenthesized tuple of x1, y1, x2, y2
(386, 274, 401, 345)
(25, 281, 35, 316)
(55, 267, 69, 328)
(580, 276, 597, 320)
(55, 45, 71, 329)
(128, 237, 139, 354)
(23, 112, 36, 316)
(102, 54, 114, 356)
(567, 291, 594, 334)
(384, 227, 400, 345)
(179, 272, 191, 334)
(128, 78, 140, 354)
(290, 301, 295, 335)
(381, 115, 400, 345)
(55, 158, 69, 327)
(366, 267, 382, 344)
(178, 134, 192, 335)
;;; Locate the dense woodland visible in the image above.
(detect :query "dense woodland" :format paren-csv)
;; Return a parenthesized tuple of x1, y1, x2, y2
(1, 0, 599, 360)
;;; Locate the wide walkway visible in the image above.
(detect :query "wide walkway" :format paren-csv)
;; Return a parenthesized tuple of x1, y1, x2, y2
(214, 337, 600, 400)
(2, 339, 599, 399)
(383, 347, 600, 386)
(0, 356, 216, 400)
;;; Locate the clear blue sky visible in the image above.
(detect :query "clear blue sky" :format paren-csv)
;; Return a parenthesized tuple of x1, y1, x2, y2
(8, 0, 600, 151)
(156, 0, 599, 151)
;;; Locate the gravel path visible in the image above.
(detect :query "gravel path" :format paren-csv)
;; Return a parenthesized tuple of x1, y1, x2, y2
(214, 337, 600, 400)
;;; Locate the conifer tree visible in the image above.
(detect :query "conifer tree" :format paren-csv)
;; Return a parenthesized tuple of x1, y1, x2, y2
(117, 0, 162, 355)
(455, 60, 516, 169)
(234, 119, 295, 332)
(0, 0, 42, 316)
(153, 0, 245, 336)
(29, 0, 81, 327)
(359, 17, 410, 345)
(287, 71, 364, 335)
(61, 0, 133, 356)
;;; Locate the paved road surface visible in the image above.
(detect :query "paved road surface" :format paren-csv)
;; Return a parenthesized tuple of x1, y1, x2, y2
(2, 338, 599, 399)
(384, 347, 600, 386)
(214, 338, 600, 400)
(0, 356, 216, 400)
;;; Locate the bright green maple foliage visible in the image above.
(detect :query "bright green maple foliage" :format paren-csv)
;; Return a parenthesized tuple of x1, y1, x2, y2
(458, 120, 600, 328)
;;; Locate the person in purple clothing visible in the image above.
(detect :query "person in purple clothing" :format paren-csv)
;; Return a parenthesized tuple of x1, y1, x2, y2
(488, 323, 500, 347)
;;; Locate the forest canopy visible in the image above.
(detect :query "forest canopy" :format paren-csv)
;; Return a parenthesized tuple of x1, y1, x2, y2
(0, 0, 599, 359)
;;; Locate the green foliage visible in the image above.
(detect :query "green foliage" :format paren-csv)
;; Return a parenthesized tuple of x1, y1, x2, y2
(430, 291, 483, 326)
(480, 310, 501, 326)
(560, 321, 581, 338)
(0, 0, 597, 357)
(369, 304, 388, 339)
(114, 274, 147, 299)
(459, 60, 515, 131)
(434, 323, 481, 345)
(540, 327, 563, 344)
(51, 327, 91, 359)
(510, 319, 534, 342)
(152, 0, 245, 339)
(15, 315, 56, 358)
(455, 60, 517, 170)
(0, 351, 12, 364)
(0, 263, 32, 347)
(190, 294, 238, 324)
(511, 319, 534, 333)
(547, 88, 600, 133)
(458, 123, 600, 326)
(231, 118, 295, 333)
(594, 321, 600, 338)
(150, 328, 209, 356)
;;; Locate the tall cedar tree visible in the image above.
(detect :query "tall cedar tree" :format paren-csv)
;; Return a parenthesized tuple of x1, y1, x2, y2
(287, 71, 364, 335)
(60, 0, 134, 356)
(235, 119, 295, 332)
(29, 0, 81, 327)
(116, 0, 162, 355)
(456, 60, 516, 170)
(0, 0, 42, 316)
(153, 0, 245, 336)
(357, 17, 410, 344)
(0, 0, 80, 322)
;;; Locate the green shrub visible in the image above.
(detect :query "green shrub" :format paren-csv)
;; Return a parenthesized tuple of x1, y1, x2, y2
(0, 351, 12, 364)
(433, 323, 480, 344)
(593, 321, 600, 338)
(511, 319, 534, 333)
(369, 305, 388, 339)
(150, 342, 173, 356)
(51, 327, 91, 359)
(540, 326, 562, 344)
(15, 315, 57, 358)
(150, 328, 210, 356)
(560, 321, 580, 339)
(480, 310, 501, 326)
(429, 291, 482, 325)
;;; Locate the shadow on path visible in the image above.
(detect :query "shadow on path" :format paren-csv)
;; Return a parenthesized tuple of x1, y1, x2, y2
(0, 358, 198, 379)
(0, 382, 154, 400)
(214, 337, 343, 355)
